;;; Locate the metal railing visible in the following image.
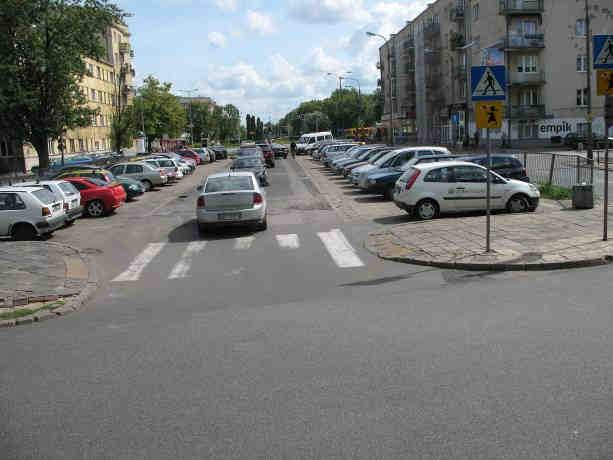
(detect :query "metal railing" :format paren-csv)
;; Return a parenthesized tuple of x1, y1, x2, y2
(513, 152, 593, 187)
(499, 0, 544, 15)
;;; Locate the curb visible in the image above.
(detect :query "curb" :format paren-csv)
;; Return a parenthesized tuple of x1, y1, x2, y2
(365, 240, 613, 272)
(0, 243, 99, 328)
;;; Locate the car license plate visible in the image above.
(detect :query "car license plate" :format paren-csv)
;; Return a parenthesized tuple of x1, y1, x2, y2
(218, 213, 241, 221)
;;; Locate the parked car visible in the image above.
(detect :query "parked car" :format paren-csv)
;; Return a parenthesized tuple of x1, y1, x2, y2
(236, 146, 264, 161)
(18, 180, 83, 225)
(270, 143, 288, 159)
(330, 145, 378, 170)
(157, 153, 195, 173)
(108, 162, 168, 191)
(334, 145, 387, 174)
(463, 154, 531, 181)
(393, 161, 540, 220)
(210, 145, 228, 159)
(323, 144, 362, 166)
(256, 143, 275, 168)
(53, 167, 117, 183)
(343, 147, 392, 176)
(191, 148, 212, 163)
(64, 177, 126, 217)
(230, 157, 268, 186)
(196, 171, 267, 232)
(563, 132, 608, 149)
(176, 149, 202, 165)
(0, 187, 66, 239)
(141, 159, 179, 182)
(354, 147, 452, 188)
(361, 155, 452, 199)
(115, 176, 145, 201)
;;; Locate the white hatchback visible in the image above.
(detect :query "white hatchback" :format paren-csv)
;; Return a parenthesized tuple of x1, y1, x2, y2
(19, 180, 83, 224)
(196, 172, 267, 232)
(393, 161, 540, 220)
(0, 187, 66, 239)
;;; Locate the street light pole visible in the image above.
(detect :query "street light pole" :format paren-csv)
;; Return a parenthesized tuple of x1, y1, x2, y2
(367, 32, 394, 145)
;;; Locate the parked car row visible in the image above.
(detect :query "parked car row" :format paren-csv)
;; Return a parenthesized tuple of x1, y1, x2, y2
(311, 142, 540, 220)
(1, 148, 222, 240)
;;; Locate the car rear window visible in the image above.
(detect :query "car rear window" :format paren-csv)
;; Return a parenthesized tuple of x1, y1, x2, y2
(157, 160, 173, 167)
(234, 158, 262, 168)
(58, 182, 79, 195)
(87, 178, 108, 187)
(31, 189, 57, 204)
(205, 176, 254, 193)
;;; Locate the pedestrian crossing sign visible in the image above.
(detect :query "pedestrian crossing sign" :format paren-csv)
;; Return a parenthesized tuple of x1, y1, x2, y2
(471, 66, 506, 101)
(593, 35, 613, 69)
(597, 70, 613, 96)
(475, 101, 504, 129)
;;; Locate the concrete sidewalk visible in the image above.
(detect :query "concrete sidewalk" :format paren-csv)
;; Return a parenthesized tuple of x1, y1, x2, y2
(0, 242, 97, 326)
(366, 202, 613, 270)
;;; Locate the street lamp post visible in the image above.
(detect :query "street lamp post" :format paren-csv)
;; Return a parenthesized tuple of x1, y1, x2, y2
(367, 32, 394, 145)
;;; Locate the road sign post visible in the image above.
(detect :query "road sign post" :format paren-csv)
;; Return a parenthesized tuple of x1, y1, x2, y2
(604, 95, 612, 241)
(472, 67, 506, 253)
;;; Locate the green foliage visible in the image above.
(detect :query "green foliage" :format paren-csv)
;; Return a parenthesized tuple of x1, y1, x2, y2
(0, 0, 125, 169)
(538, 183, 572, 200)
(132, 76, 186, 150)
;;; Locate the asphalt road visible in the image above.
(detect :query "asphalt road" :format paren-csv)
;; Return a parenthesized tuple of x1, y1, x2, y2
(2, 158, 613, 459)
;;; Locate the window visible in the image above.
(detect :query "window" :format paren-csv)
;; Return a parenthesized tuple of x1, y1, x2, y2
(205, 176, 254, 193)
(109, 165, 124, 175)
(92, 115, 97, 127)
(0, 193, 26, 210)
(71, 181, 87, 191)
(69, 139, 75, 152)
(518, 121, 538, 139)
(520, 88, 539, 105)
(87, 63, 94, 76)
(96, 66, 101, 78)
(576, 54, 587, 72)
(577, 88, 588, 106)
(459, 84, 465, 98)
(522, 20, 537, 35)
(472, 3, 479, 21)
(125, 164, 143, 174)
(517, 55, 538, 73)
(91, 89, 96, 101)
(454, 165, 487, 183)
(575, 19, 586, 37)
(424, 167, 453, 183)
(78, 139, 84, 151)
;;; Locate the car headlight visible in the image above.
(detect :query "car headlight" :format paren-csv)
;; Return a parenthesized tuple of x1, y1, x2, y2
(528, 184, 538, 192)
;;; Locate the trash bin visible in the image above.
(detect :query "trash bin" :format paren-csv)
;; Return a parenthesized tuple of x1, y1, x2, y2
(572, 184, 594, 209)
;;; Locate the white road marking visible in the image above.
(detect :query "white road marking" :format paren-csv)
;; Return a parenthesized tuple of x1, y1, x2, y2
(317, 229, 365, 268)
(112, 243, 166, 282)
(234, 236, 255, 250)
(168, 241, 207, 279)
(276, 234, 300, 249)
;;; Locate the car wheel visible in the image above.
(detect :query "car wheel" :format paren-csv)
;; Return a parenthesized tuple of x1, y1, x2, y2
(86, 200, 105, 217)
(415, 199, 439, 220)
(384, 187, 394, 201)
(506, 194, 529, 213)
(141, 180, 152, 192)
(11, 223, 37, 241)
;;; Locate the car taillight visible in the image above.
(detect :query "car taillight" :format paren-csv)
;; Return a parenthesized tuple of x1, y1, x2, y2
(405, 170, 421, 191)
(197, 196, 205, 208)
(63, 202, 69, 211)
(253, 193, 263, 204)
(174, 167, 178, 172)
(42, 207, 51, 216)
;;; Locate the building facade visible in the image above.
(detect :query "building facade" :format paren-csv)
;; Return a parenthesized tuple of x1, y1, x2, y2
(377, 0, 611, 146)
(21, 22, 135, 170)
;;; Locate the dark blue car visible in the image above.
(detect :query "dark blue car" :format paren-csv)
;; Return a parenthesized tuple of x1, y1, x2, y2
(457, 154, 529, 182)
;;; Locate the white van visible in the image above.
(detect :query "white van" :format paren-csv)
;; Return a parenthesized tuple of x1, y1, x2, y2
(295, 132, 333, 154)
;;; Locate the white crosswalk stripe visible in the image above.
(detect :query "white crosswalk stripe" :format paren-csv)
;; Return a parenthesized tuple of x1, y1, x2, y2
(168, 241, 207, 279)
(112, 243, 166, 282)
(317, 229, 365, 268)
(276, 234, 300, 249)
(234, 236, 255, 250)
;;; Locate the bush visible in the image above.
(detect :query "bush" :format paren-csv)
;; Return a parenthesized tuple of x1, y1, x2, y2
(538, 183, 571, 200)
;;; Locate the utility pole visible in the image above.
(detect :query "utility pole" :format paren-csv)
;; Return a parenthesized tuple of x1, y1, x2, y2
(586, 0, 594, 160)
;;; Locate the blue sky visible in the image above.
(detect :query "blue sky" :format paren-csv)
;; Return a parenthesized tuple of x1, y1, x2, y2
(118, 0, 429, 121)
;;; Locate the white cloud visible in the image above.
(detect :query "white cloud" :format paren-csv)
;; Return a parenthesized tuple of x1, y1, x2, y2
(207, 31, 227, 48)
(214, 0, 237, 12)
(288, 0, 370, 24)
(302, 47, 345, 75)
(246, 10, 275, 36)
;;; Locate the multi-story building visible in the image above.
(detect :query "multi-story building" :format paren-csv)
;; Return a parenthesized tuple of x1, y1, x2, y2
(377, 0, 611, 147)
(20, 21, 135, 171)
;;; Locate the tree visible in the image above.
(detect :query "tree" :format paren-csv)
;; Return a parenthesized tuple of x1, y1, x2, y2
(132, 76, 186, 151)
(191, 101, 212, 144)
(110, 62, 135, 153)
(0, 0, 125, 170)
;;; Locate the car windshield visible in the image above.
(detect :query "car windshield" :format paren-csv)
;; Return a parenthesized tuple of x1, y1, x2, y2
(234, 158, 262, 168)
(374, 150, 398, 165)
(205, 176, 254, 192)
(31, 189, 57, 204)
(58, 182, 79, 195)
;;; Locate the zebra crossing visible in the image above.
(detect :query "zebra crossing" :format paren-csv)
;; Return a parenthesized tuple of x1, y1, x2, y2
(112, 228, 365, 283)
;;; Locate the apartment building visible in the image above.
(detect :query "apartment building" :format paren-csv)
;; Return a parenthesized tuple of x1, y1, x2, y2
(377, 0, 611, 146)
(19, 22, 136, 170)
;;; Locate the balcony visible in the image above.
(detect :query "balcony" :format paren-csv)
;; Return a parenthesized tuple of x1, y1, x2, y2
(449, 6, 465, 22)
(499, 0, 544, 15)
(423, 23, 440, 40)
(449, 32, 466, 51)
(509, 104, 546, 119)
(118, 42, 131, 54)
(505, 33, 545, 50)
(402, 39, 415, 50)
(509, 71, 546, 86)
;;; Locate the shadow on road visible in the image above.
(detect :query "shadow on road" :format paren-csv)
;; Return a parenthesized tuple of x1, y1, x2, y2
(354, 195, 387, 203)
(168, 219, 257, 243)
(373, 214, 415, 225)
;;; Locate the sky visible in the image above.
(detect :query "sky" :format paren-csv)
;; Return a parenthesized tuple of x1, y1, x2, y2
(118, 0, 429, 122)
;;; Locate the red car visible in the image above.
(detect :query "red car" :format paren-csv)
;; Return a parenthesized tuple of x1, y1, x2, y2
(256, 143, 275, 168)
(176, 149, 202, 165)
(64, 177, 126, 217)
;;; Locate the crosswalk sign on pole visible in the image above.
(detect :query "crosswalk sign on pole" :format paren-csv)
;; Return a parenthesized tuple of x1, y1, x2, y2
(471, 66, 506, 101)
(476, 102, 504, 129)
(594, 35, 613, 69)
(597, 70, 613, 96)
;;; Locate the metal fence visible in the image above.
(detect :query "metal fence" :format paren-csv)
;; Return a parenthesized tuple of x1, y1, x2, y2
(512, 152, 594, 187)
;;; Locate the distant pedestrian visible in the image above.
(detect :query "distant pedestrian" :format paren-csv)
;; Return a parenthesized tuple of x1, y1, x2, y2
(474, 130, 480, 147)
(290, 141, 296, 158)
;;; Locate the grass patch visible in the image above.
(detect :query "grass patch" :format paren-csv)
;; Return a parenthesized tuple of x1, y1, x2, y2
(0, 299, 65, 320)
(538, 183, 572, 200)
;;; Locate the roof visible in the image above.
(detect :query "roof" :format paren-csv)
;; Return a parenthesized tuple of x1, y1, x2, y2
(207, 171, 255, 179)
(18, 180, 70, 186)
(413, 160, 479, 170)
(0, 186, 44, 193)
